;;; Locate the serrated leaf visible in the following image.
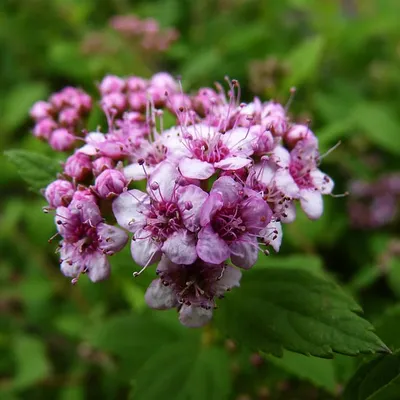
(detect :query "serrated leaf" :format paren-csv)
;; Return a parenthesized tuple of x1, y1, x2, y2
(284, 36, 325, 87)
(12, 334, 51, 390)
(343, 350, 400, 400)
(215, 268, 388, 358)
(131, 343, 231, 400)
(4, 150, 61, 192)
(266, 350, 337, 393)
(353, 103, 400, 156)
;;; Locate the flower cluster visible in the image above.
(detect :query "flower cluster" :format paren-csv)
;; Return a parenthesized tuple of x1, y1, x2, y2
(31, 73, 334, 327)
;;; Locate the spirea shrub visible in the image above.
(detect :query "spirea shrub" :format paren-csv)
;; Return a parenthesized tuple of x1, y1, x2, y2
(26, 72, 338, 328)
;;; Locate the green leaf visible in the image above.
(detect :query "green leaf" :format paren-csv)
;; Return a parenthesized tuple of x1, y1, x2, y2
(4, 150, 61, 192)
(353, 103, 400, 156)
(387, 257, 400, 299)
(283, 36, 325, 87)
(343, 350, 400, 400)
(1, 82, 48, 133)
(132, 343, 231, 400)
(266, 350, 337, 393)
(215, 268, 388, 357)
(375, 305, 400, 351)
(12, 334, 51, 390)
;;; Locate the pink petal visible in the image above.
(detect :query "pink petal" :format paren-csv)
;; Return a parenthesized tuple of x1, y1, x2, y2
(60, 243, 80, 278)
(161, 230, 198, 265)
(145, 279, 178, 310)
(177, 184, 208, 232)
(272, 146, 291, 167)
(229, 235, 259, 269)
(222, 127, 254, 156)
(199, 192, 224, 226)
(112, 190, 148, 231)
(214, 156, 252, 171)
(197, 225, 230, 264)
(178, 158, 215, 180)
(240, 196, 272, 234)
(131, 233, 161, 267)
(124, 162, 149, 180)
(300, 189, 323, 220)
(179, 305, 213, 328)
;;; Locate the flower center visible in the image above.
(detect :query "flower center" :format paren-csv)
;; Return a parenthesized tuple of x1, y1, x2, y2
(211, 206, 246, 242)
(289, 161, 313, 188)
(191, 138, 229, 163)
(145, 200, 182, 241)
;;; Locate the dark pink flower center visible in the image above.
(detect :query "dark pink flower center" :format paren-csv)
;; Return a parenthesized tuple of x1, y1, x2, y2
(211, 206, 246, 242)
(191, 139, 229, 163)
(289, 160, 313, 188)
(144, 200, 182, 241)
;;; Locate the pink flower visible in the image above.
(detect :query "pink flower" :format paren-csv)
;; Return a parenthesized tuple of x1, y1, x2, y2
(197, 176, 272, 269)
(92, 156, 115, 176)
(270, 139, 334, 219)
(45, 179, 75, 208)
(165, 124, 254, 180)
(94, 169, 128, 199)
(33, 118, 57, 140)
(56, 200, 128, 282)
(145, 255, 241, 327)
(112, 161, 207, 267)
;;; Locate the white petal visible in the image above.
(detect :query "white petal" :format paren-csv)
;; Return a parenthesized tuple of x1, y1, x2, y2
(262, 221, 282, 252)
(177, 184, 208, 232)
(310, 169, 334, 194)
(271, 146, 291, 167)
(112, 190, 148, 231)
(179, 157, 215, 179)
(148, 161, 179, 201)
(281, 202, 297, 223)
(275, 169, 300, 198)
(179, 305, 213, 328)
(86, 252, 111, 282)
(300, 189, 323, 220)
(214, 156, 252, 171)
(131, 233, 161, 267)
(214, 266, 242, 296)
(161, 230, 198, 265)
(97, 223, 128, 254)
(145, 279, 177, 309)
(124, 163, 148, 180)
(229, 235, 259, 269)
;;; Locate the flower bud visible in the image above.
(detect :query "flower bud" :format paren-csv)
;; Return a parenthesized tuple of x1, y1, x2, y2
(72, 188, 97, 203)
(94, 169, 127, 198)
(128, 92, 147, 111)
(92, 156, 115, 176)
(59, 107, 80, 126)
(150, 72, 178, 92)
(33, 118, 57, 140)
(78, 92, 92, 113)
(101, 93, 127, 113)
(284, 124, 318, 148)
(45, 179, 74, 208)
(49, 128, 76, 151)
(126, 76, 147, 92)
(64, 152, 92, 181)
(99, 75, 126, 95)
(30, 101, 53, 120)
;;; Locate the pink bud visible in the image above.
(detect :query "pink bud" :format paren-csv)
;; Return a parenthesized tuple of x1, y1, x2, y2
(78, 92, 92, 112)
(126, 76, 147, 92)
(285, 124, 317, 148)
(64, 152, 92, 181)
(150, 72, 178, 92)
(92, 156, 115, 176)
(167, 93, 191, 112)
(45, 179, 75, 208)
(49, 128, 76, 151)
(59, 107, 80, 126)
(101, 93, 127, 113)
(94, 169, 127, 198)
(33, 118, 57, 140)
(127, 92, 147, 111)
(72, 188, 97, 203)
(30, 101, 53, 120)
(99, 75, 126, 95)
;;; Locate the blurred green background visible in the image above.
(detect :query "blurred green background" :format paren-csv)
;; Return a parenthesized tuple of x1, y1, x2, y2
(1, 0, 400, 399)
